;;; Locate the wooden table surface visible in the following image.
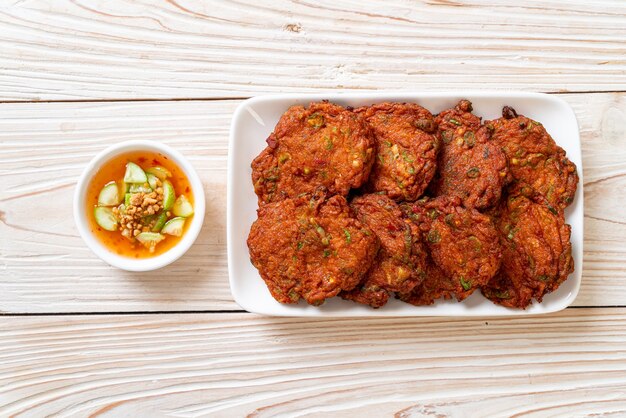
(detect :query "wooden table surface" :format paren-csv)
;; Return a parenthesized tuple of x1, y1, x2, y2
(1, 1, 625, 416)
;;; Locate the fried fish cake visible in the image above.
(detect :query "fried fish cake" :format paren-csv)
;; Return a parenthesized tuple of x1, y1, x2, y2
(401, 196, 502, 301)
(355, 102, 439, 201)
(486, 106, 578, 209)
(247, 192, 379, 305)
(341, 279, 391, 309)
(430, 100, 509, 210)
(482, 186, 574, 308)
(396, 258, 455, 306)
(252, 101, 375, 205)
(341, 194, 428, 308)
(436, 99, 482, 132)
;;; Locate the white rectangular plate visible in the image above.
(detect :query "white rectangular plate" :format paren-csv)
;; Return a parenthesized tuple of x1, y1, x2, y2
(227, 92, 583, 317)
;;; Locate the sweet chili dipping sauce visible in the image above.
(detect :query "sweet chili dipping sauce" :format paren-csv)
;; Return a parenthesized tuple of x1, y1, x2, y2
(86, 151, 195, 258)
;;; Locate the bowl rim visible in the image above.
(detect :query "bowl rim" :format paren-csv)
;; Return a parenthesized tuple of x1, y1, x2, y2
(73, 140, 205, 271)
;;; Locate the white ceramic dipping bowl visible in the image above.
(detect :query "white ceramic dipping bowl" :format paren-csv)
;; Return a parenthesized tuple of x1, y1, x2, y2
(74, 140, 205, 271)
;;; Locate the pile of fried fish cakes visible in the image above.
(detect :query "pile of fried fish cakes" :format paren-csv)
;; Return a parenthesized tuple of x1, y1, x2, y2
(247, 100, 577, 309)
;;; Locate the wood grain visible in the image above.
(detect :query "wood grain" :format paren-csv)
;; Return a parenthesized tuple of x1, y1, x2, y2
(2, 2, 625, 414)
(0, 100, 236, 312)
(0, 0, 625, 101)
(1, 310, 626, 417)
(0, 93, 625, 312)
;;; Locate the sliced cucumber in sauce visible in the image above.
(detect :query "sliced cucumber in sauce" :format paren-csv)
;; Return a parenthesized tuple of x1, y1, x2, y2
(161, 217, 185, 236)
(146, 166, 171, 180)
(151, 212, 168, 232)
(123, 162, 147, 184)
(162, 180, 175, 210)
(147, 173, 159, 190)
(173, 195, 194, 217)
(135, 232, 165, 251)
(142, 213, 156, 224)
(128, 183, 152, 193)
(93, 160, 189, 252)
(94, 207, 118, 231)
(97, 181, 120, 206)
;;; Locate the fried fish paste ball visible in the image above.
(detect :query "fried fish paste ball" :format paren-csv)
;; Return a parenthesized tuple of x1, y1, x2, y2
(251, 101, 375, 205)
(401, 196, 502, 300)
(482, 186, 574, 308)
(341, 194, 428, 308)
(486, 106, 578, 209)
(247, 193, 379, 305)
(355, 102, 439, 201)
(431, 100, 509, 210)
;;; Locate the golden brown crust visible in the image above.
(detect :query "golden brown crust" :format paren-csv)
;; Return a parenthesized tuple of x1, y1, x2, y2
(430, 100, 510, 210)
(248, 101, 577, 310)
(341, 194, 428, 308)
(400, 196, 502, 301)
(481, 185, 574, 308)
(486, 107, 578, 210)
(396, 260, 455, 306)
(252, 101, 375, 205)
(355, 102, 439, 201)
(247, 193, 379, 305)
(341, 281, 391, 308)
